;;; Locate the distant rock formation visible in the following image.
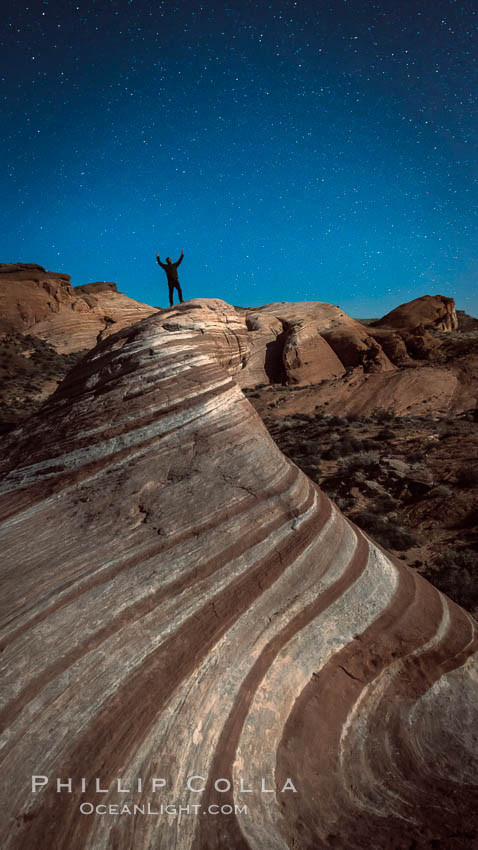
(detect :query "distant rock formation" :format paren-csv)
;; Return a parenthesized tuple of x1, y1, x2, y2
(374, 294, 458, 332)
(0, 262, 70, 282)
(0, 262, 157, 350)
(237, 296, 461, 391)
(0, 268, 472, 426)
(73, 281, 118, 294)
(457, 309, 478, 332)
(1, 298, 477, 850)
(0, 263, 158, 426)
(0, 263, 75, 337)
(239, 295, 460, 390)
(238, 302, 397, 387)
(240, 303, 348, 387)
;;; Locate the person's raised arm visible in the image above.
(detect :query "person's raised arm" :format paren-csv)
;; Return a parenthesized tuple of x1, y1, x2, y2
(156, 253, 166, 269)
(175, 250, 184, 267)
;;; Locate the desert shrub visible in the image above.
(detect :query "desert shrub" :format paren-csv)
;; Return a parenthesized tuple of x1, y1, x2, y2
(335, 495, 354, 511)
(408, 451, 424, 464)
(323, 445, 341, 461)
(341, 451, 381, 471)
(351, 509, 382, 534)
(375, 428, 396, 441)
(296, 440, 316, 455)
(456, 509, 478, 529)
(422, 549, 478, 609)
(292, 413, 312, 422)
(360, 438, 379, 451)
(373, 495, 397, 513)
(341, 436, 361, 454)
(456, 466, 478, 488)
(302, 461, 321, 478)
(374, 408, 395, 424)
(340, 438, 354, 455)
(351, 509, 416, 551)
(429, 485, 453, 498)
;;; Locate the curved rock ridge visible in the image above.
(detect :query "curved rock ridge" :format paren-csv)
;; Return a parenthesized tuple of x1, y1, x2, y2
(0, 298, 477, 850)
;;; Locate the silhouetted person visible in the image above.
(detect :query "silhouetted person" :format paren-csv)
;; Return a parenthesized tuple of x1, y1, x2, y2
(156, 251, 184, 307)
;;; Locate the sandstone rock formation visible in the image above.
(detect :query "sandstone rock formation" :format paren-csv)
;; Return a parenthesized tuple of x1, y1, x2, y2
(238, 296, 459, 393)
(237, 295, 476, 418)
(1, 268, 468, 425)
(0, 264, 158, 426)
(0, 263, 157, 351)
(1, 299, 477, 850)
(0, 263, 73, 337)
(374, 294, 458, 332)
(320, 324, 394, 373)
(238, 302, 374, 387)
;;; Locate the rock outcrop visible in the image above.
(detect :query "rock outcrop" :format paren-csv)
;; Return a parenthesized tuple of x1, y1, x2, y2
(238, 302, 380, 387)
(0, 264, 158, 426)
(320, 325, 394, 373)
(238, 297, 459, 391)
(0, 263, 74, 337)
(0, 263, 157, 351)
(1, 299, 477, 850)
(374, 294, 458, 332)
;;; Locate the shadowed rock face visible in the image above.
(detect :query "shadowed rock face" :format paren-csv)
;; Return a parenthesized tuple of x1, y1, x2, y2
(238, 302, 381, 387)
(0, 299, 477, 850)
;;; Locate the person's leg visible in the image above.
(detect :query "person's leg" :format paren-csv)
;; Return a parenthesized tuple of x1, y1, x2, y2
(168, 282, 174, 307)
(176, 282, 184, 303)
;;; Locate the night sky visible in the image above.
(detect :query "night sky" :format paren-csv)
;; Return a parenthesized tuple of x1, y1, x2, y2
(1, 0, 477, 315)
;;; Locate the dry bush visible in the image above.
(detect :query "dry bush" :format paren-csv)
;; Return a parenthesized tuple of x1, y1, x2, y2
(422, 549, 478, 609)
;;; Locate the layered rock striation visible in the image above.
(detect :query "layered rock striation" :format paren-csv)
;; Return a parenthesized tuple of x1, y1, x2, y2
(0, 299, 477, 850)
(0, 268, 466, 425)
(0, 263, 158, 426)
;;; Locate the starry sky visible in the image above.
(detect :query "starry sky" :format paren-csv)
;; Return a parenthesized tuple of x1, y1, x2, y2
(1, 0, 477, 315)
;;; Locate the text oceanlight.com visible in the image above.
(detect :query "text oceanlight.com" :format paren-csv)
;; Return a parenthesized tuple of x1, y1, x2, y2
(80, 802, 248, 816)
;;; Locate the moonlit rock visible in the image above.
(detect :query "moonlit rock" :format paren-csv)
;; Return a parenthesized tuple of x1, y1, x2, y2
(0, 298, 477, 849)
(0, 262, 157, 351)
(375, 293, 458, 332)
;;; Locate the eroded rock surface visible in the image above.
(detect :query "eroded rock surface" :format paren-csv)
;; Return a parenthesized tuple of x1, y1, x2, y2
(0, 262, 157, 351)
(0, 264, 158, 426)
(374, 294, 458, 332)
(0, 298, 477, 850)
(239, 302, 365, 387)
